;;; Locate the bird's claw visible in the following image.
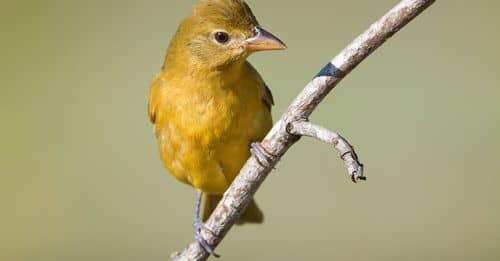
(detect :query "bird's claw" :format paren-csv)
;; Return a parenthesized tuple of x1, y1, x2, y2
(250, 142, 277, 169)
(194, 225, 220, 258)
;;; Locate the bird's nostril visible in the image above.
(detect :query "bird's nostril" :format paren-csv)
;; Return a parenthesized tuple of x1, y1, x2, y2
(253, 26, 261, 36)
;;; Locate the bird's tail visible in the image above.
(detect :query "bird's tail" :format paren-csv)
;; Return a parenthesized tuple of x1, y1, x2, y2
(203, 194, 263, 225)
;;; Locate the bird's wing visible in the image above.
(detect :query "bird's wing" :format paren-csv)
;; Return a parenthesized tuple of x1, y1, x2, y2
(148, 72, 164, 124)
(245, 62, 274, 111)
(262, 83, 274, 111)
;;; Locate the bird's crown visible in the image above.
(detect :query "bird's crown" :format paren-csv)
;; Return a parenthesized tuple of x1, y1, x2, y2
(190, 0, 259, 30)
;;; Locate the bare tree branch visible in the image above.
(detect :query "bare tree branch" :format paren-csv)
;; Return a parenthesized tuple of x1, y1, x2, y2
(171, 0, 435, 260)
(287, 120, 365, 183)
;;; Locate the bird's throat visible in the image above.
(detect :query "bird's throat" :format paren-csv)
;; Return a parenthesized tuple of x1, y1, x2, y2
(168, 58, 247, 88)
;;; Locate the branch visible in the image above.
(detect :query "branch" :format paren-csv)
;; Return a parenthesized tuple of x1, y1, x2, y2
(287, 121, 365, 183)
(171, 0, 435, 260)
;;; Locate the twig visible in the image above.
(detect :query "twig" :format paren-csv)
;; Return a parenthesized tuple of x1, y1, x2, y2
(287, 120, 365, 183)
(171, 0, 435, 260)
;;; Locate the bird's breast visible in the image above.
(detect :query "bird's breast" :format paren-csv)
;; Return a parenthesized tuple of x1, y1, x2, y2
(160, 76, 265, 150)
(152, 68, 272, 191)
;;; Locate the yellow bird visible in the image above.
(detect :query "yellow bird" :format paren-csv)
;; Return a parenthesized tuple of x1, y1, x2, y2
(148, 0, 285, 254)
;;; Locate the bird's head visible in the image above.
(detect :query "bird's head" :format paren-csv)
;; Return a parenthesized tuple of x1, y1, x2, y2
(165, 0, 286, 71)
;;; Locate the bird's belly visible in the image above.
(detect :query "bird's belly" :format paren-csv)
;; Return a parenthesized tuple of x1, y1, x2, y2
(157, 91, 271, 194)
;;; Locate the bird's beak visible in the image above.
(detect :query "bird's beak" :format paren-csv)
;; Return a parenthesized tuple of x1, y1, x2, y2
(245, 26, 287, 52)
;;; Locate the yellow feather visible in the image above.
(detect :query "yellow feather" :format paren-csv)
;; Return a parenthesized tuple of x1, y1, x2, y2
(148, 0, 284, 223)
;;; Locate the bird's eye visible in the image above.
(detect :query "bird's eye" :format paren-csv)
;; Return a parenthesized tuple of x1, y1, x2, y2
(214, 31, 230, 44)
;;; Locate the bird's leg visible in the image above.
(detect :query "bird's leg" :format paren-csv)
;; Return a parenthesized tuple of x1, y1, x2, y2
(193, 190, 220, 258)
(250, 142, 277, 169)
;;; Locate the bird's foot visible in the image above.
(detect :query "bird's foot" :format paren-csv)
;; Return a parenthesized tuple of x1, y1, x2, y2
(250, 142, 277, 169)
(194, 222, 220, 258)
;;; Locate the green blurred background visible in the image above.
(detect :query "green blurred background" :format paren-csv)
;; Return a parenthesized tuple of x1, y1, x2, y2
(1, 0, 499, 260)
